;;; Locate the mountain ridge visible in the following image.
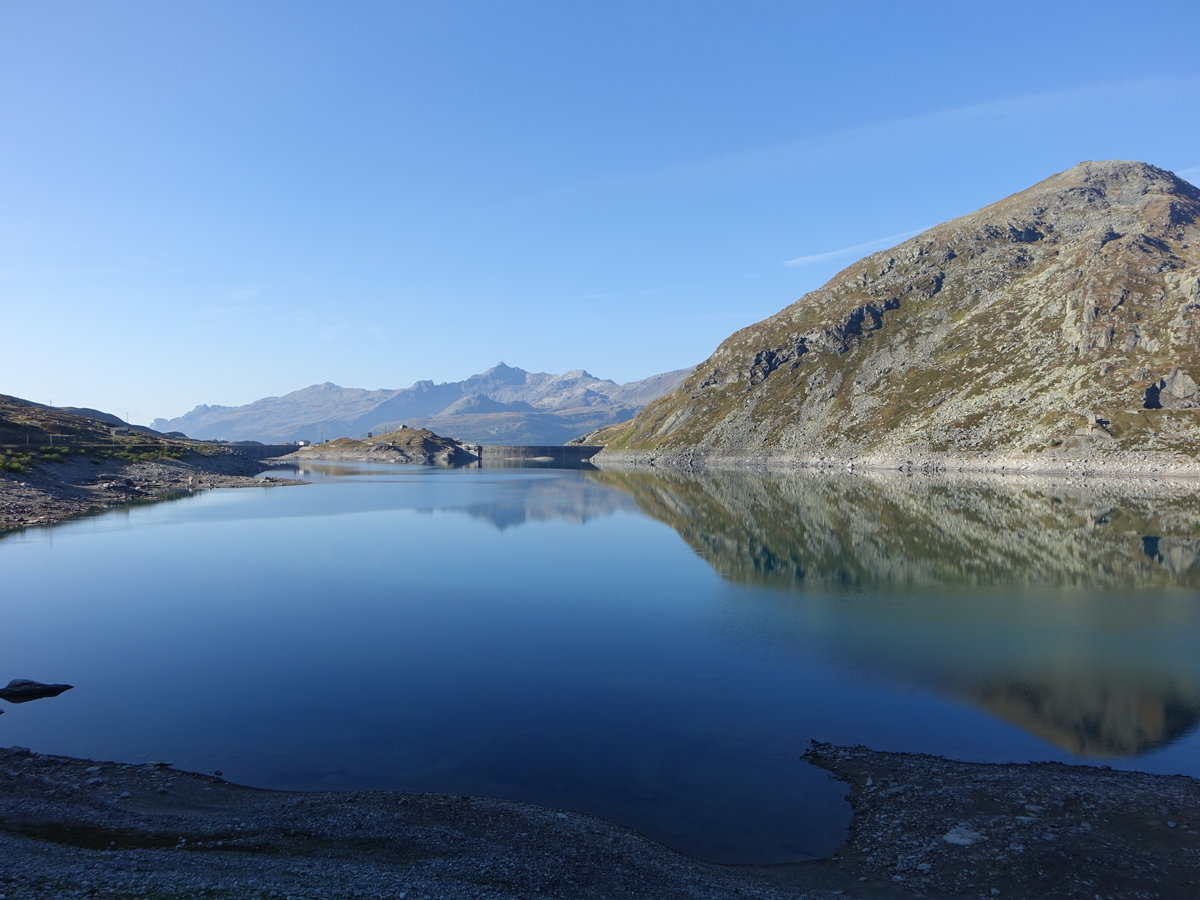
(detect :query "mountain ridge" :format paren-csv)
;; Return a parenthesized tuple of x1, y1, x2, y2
(588, 161, 1200, 466)
(153, 364, 693, 445)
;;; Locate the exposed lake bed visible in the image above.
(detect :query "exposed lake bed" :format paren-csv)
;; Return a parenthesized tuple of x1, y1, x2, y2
(2, 741, 1197, 899)
(0, 449, 305, 533)
(3, 460, 1200, 896)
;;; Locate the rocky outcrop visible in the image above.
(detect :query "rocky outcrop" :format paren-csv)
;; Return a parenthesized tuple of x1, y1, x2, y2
(1145, 366, 1200, 409)
(0, 679, 73, 703)
(278, 427, 479, 466)
(589, 162, 1200, 463)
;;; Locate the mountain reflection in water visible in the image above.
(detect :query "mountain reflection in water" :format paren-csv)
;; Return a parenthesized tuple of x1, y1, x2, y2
(284, 462, 640, 530)
(591, 468, 1200, 757)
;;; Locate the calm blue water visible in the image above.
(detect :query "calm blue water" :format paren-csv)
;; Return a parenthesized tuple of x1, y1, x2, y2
(3, 462, 1199, 863)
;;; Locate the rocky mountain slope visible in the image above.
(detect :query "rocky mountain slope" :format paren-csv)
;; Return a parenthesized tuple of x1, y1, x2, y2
(588, 161, 1200, 466)
(1, 394, 302, 532)
(154, 364, 692, 445)
(0, 394, 157, 446)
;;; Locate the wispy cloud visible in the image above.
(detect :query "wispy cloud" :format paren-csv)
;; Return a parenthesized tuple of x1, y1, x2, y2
(681, 77, 1200, 183)
(578, 283, 695, 302)
(192, 304, 262, 328)
(305, 315, 390, 345)
(784, 228, 926, 267)
(638, 283, 696, 296)
(527, 76, 1200, 209)
(228, 283, 262, 302)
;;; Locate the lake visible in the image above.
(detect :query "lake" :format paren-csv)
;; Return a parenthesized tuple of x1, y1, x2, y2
(2, 462, 1199, 863)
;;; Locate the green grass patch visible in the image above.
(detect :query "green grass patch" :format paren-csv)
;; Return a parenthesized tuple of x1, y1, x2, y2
(0, 451, 34, 472)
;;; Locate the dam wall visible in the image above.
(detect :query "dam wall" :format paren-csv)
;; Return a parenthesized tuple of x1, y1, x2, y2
(226, 444, 301, 461)
(478, 445, 601, 468)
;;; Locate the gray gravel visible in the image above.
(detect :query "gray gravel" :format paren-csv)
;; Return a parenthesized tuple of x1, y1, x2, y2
(0, 451, 305, 533)
(0, 746, 838, 900)
(2, 744, 1198, 899)
(591, 446, 1200, 479)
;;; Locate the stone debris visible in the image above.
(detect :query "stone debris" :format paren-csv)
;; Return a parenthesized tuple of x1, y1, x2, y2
(942, 824, 985, 846)
(2, 743, 1197, 898)
(804, 741, 1200, 899)
(0, 452, 306, 534)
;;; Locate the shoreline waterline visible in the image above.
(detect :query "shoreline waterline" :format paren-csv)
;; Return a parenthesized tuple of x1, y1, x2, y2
(590, 447, 1200, 480)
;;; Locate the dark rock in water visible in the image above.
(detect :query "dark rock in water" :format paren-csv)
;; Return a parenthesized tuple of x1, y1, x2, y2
(0, 678, 74, 703)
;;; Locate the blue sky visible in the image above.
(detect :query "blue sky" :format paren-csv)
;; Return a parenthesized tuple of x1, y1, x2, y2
(3, 0, 1199, 423)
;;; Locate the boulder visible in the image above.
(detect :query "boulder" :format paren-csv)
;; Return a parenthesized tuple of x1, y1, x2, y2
(0, 678, 74, 703)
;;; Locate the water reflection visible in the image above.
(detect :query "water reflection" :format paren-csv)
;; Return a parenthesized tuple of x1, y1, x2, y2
(6, 463, 1200, 862)
(967, 677, 1200, 756)
(590, 469, 1200, 589)
(593, 468, 1200, 757)
(278, 462, 640, 530)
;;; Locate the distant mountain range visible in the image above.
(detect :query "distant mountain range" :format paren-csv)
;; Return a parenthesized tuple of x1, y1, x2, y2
(590, 160, 1200, 464)
(153, 363, 693, 445)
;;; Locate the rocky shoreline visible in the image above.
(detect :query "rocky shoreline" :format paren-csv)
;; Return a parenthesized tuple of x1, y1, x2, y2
(591, 447, 1200, 479)
(0, 450, 305, 534)
(1, 743, 1196, 899)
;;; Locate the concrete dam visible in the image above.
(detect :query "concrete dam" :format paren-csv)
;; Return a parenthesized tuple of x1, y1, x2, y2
(225, 444, 300, 461)
(476, 445, 602, 468)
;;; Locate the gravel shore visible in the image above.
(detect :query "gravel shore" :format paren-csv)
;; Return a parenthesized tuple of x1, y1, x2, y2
(1, 743, 1196, 899)
(0, 451, 305, 533)
(590, 447, 1200, 479)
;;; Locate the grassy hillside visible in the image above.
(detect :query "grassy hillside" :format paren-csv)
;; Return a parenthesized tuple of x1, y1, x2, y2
(0, 393, 199, 473)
